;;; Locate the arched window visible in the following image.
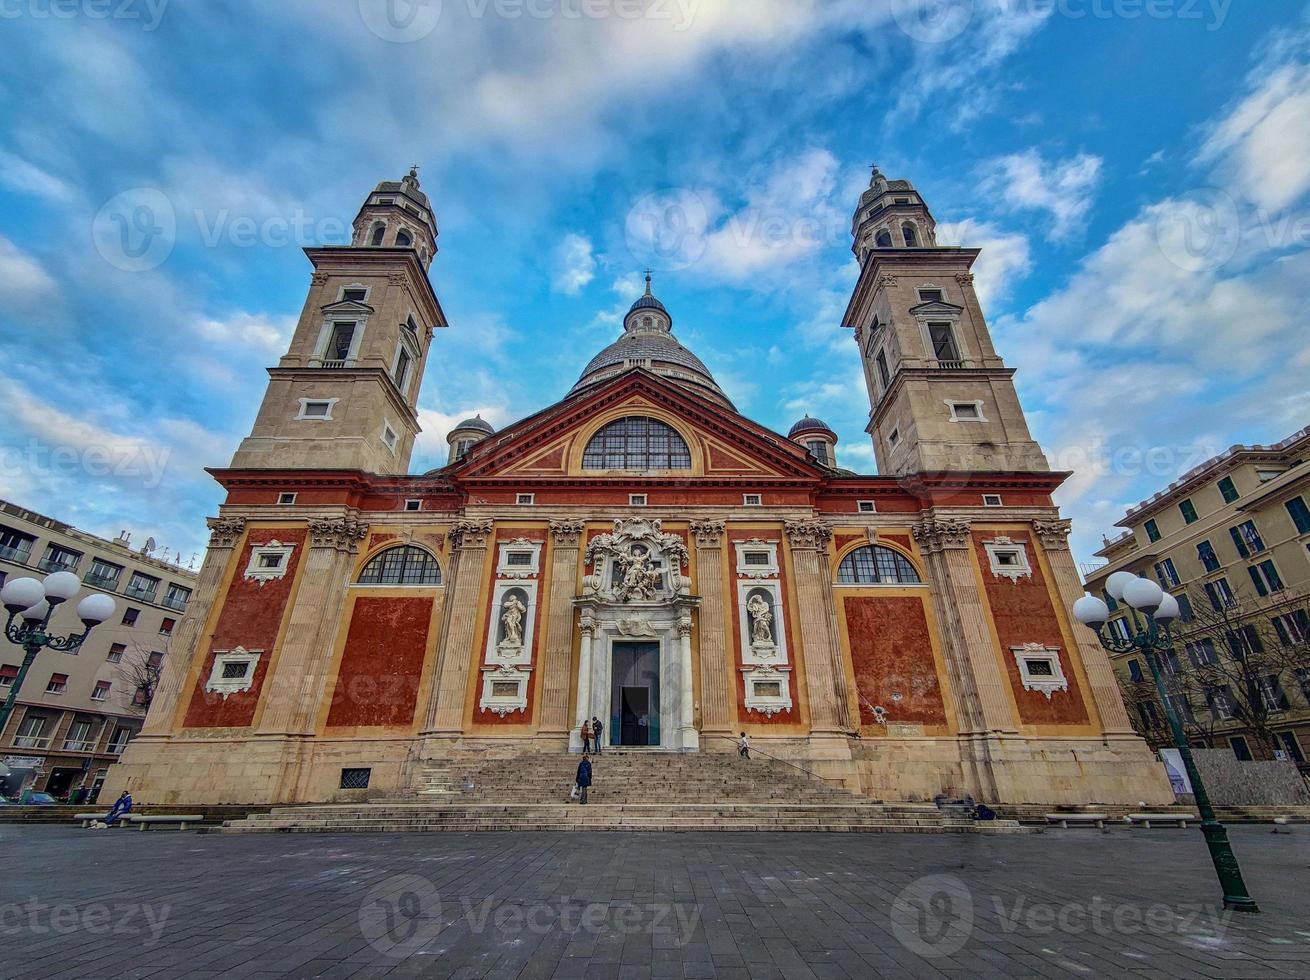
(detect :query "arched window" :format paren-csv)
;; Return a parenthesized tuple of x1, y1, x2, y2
(357, 545, 442, 585)
(395, 230, 412, 247)
(582, 417, 691, 470)
(875, 229, 893, 248)
(837, 546, 921, 585)
(902, 223, 918, 246)
(370, 224, 385, 246)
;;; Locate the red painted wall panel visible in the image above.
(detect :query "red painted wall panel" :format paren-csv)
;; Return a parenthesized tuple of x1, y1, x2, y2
(182, 528, 306, 728)
(843, 595, 947, 727)
(325, 596, 433, 728)
(972, 532, 1089, 726)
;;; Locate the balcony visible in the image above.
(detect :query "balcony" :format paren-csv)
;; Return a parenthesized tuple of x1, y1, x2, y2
(0, 545, 33, 563)
(13, 735, 51, 749)
(934, 359, 965, 370)
(162, 594, 190, 611)
(108, 740, 130, 754)
(319, 358, 349, 369)
(84, 572, 122, 590)
(63, 739, 98, 753)
(125, 585, 159, 602)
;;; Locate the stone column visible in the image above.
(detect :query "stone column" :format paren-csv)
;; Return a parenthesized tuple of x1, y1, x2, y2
(784, 519, 850, 736)
(429, 519, 494, 735)
(140, 517, 245, 737)
(538, 520, 585, 738)
(690, 520, 731, 742)
(1033, 518, 1136, 735)
(912, 517, 1018, 736)
(257, 517, 368, 735)
(571, 612, 595, 752)
(677, 611, 698, 750)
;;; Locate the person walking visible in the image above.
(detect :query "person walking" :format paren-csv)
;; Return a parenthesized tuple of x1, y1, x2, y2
(737, 732, 750, 759)
(575, 753, 592, 805)
(580, 720, 592, 753)
(591, 716, 604, 754)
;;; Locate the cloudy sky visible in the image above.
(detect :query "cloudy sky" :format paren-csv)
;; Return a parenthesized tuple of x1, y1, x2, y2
(1, 0, 1308, 568)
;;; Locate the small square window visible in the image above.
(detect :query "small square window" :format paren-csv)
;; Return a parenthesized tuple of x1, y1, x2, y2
(516, 493, 535, 506)
(918, 288, 944, 303)
(46, 674, 68, 694)
(340, 767, 372, 789)
(857, 501, 877, 513)
(743, 552, 770, 566)
(491, 681, 520, 698)
(888, 428, 901, 449)
(948, 401, 984, 422)
(299, 400, 333, 419)
(506, 552, 533, 567)
(277, 492, 297, 506)
(982, 494, 1003, 507)
(1217, 476, 1239, 503)
(629, 494, 648, 507)
(221, 661, 250, 679)
(92, 680, 112, 701)
(107, 643, 125, 663)
(159, 618, 175, 636)
(122, 608, 139, 626)
(1144, 519, 1161, 543)
(382, 422, 399, 452)
(994, 550, 1020, 567)
(257, 553, 284, 569)
(1179, 499, 1198, 524)
(743, 494, 762, 506)
(753, 680, 783, 699)
(404, 499, 422, 512)
(342, 288, 367, 302)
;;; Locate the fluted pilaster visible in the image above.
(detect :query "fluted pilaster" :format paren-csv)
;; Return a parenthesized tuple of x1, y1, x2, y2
(690, 520, 731, 737)
(428, 520, 494, 734)
(539, 520, 586, 736)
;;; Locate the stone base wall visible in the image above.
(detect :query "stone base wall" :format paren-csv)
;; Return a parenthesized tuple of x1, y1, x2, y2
(1186, 749, 1310, 806)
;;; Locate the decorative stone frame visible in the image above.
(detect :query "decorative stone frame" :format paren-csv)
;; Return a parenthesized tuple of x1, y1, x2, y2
(381, 419, 399, 453)
(205, 647, 263, 697)
(734, 539, 779, 579)
(243, 541, 295, 585)
(479, 580, 537, 717)
(946, 399, 987, 423)
(983, 536, 1032, 583)
(295, 397, 339, 421)
(914, 309, 968, 366)
(1011, 643, 1068, 699)
(736, 580, 794, 717)
(496, 538, 543, 579)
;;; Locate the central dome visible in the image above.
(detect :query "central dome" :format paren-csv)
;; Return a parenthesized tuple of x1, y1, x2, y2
(570, 275, 732, 408)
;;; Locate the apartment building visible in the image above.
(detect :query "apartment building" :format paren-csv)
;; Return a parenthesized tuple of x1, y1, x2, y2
(1084, 426, 1310, 766)
(0, 499, 197, 800)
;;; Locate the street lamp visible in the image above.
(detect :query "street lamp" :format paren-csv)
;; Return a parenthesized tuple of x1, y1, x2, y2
(0, 572, 117, 741)
(1073, 571, 1259, 913)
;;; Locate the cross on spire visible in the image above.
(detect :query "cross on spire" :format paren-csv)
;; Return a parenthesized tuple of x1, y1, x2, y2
(643, 269, 653, 295)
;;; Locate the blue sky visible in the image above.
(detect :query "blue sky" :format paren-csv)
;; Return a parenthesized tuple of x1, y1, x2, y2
(1, 0, 1308, 568)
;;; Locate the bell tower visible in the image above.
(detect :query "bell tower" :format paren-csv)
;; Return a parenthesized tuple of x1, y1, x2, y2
(230, 169, 447, 474)
(844, 166, 1047, 476)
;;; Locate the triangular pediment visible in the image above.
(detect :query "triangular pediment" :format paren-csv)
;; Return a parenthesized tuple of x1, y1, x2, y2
(448, 369, 824, 484)
(320, 299, 375, 316)
(908, 300, 963, 316)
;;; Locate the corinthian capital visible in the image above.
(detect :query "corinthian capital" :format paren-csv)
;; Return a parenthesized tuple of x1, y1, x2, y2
(784, 519, 832, 550)
(689, 519, 725, 548)
(549, 519, 586, 546)
(206, 517, 246, 549)
(307, 518, 369, 551)
(911, 518, 971, 553)
(451, 519, 495, 550)
(1032, 519, 1073, 551)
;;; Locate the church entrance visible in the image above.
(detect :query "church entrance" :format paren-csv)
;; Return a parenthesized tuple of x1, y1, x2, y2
(611, 642, 660, 747)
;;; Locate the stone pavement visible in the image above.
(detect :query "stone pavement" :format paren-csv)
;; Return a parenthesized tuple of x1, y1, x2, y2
(2, 825, 1308, 979)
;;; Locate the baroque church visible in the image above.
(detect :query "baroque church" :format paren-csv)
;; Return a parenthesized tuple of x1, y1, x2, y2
(108, 168, 1171, 806)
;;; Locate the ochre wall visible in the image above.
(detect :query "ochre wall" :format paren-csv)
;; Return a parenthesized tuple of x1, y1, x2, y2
(324, 595, 434, 728)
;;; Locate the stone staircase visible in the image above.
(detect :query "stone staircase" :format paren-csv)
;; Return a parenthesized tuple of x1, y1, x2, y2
(222, 751, 1024, 835)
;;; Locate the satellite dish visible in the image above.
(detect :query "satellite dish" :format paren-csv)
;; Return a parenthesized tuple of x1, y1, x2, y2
(142, 536, 157, 554)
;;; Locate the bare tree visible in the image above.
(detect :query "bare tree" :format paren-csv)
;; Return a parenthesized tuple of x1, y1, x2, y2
(115, 639, 168, 712)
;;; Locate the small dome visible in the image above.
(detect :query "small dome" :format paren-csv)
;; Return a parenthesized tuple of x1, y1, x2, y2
(450, 414, 495, 436)
(628, 293, 669, 318)
(789, 416, 835, 439)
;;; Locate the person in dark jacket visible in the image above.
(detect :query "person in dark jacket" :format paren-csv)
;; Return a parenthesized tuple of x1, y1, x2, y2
(575, 753, 592, 804)
(99, 791, 132, 828)
(591, 716, 604, 754)
(580, 720, 592, 753)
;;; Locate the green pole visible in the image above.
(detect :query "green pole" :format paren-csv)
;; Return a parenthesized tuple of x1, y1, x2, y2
(0, 635, 44, 746)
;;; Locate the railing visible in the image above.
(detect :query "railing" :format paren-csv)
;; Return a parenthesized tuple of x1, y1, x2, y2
(84, 572, 122, 590)
(13, 735, 51, 749)
(0, 545, 33, 563)
(934, 359, 965, 369)
(162, 594, 190, 611)
(319, 359, 348, 369)
(125, 585, 158, 602)
(37, 557, 79, 573)
(705, 734, 841, 786)
(108, 740, 130, 755)
(63, 739, 98, 752)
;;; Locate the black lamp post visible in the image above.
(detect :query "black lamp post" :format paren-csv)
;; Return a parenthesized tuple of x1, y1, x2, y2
(0, 573, 117, 747)
(1073, 571, 1259, 914)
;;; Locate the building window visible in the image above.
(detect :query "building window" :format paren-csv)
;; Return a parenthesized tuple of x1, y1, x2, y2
(629, 494, 648, 507)
(0, 525, 36, 563)
(357, 545, 442, 586)
(743, 494, 763, 507)
(1286, 496, 1310, 535)
(1127, 659, 1144, 683)
(44, 673, 68, 695)
(159, 618, 176, 637)
(1176, 593, 1195, 622)
(108, 727, 132, 754)
(454, 438, 477, 460)
(1204, 578, 1234, 610)
(516, 493, 535, 506)
(1179, 499, 1198, 524)
(1107, 618, 1131, 642)
(1185, 638, 1219, 666)
(1230, 736, 1252, 761)
(875, 229, 893, 247)
(370, 225, 385, 246)
(984, 539, 1032, 582)
(927, 322, 960, 362)
(1230, 520, 1265, 557)
(1272, 610, 1310, 646)
(14, 715, 50, 748)
(918, 288, 944, 303)
(125, 572, 160, 602)
(1103, 589, 1118, 613)
(342, 287, 367, 302)
(107, 643, 125, 663)
(1248, 559, 1284, 596)
(85, 558, 123, 590)
(1205, 686, 1235, 721)
(1144, 519, 1161, 543)
(243, 542, 296, 584)
(277, 492, 297, 506)
(1256, 468, 1284, 483)
(982, 494, 1003, 507)
(91, 681, 111, 702)
(1226, 625, 1264, 658)
(947, 400, 985, 422)
(902, 224, 918, 246)
(164, 584, 191, 611)
(395, 230, 412, 247)
(340, 768, 372, 789)
(805, 440, 832, 466)
(1137, 701, 1161, 729)
(857, 501, 877, 513)
(1217, 476, 1239, 504)
(1011, 644, 1069, 699)
(404, 499, 422, 512)
(121, 607, 140, 626)
(1258, 675, 1290, 712)
(1153, 558, 1180, 589)
(875, 350, 891, 390)
(505, 552, 533, 568)
(327, 322, 355, 362)
(1197, 540, 1220, 573)
(581, 417, 691, 471)
(393, 348, 412, 394)
(743, 551, 770, 567)
(1159, 649, 1182, 676)
(888, 427, 901, 449)
(296, 398, 338, 421)
(39, 544, 82, 574)
(836, 546, 922, 585)
(205, 648, 262, 696)
(382, 421, 399, 453)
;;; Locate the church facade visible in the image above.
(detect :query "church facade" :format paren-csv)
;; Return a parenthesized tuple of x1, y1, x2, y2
(107, 169, 1172, 806)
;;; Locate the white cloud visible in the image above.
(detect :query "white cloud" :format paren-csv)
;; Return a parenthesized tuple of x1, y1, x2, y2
(0, 237, 56, 306)
(980, 149, 1103, 240)
(935, 219, 1031, 310)
(195, 312, 296, 356)
(551, 233, 597, 295)
(0, 150, 74, 202)
(414, 406, 514, 467)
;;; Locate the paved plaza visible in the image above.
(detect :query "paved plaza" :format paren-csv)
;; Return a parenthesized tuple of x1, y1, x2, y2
(2, 825, 1308, 979)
